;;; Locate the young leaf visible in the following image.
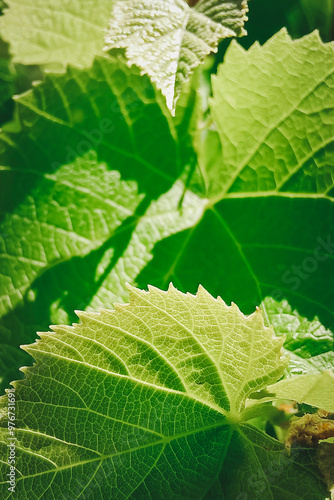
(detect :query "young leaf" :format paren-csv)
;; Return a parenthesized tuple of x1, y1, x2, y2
(1, 285, 327, 499)
(104, 0, 249, 111)
(267, 371, 334, 413)
(0, 0, 113, 69)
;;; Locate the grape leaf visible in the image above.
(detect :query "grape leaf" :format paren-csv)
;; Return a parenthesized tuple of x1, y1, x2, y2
(263, 297, 333, 359)
(104, 0, 249, 111)
(210, 29, 334, 201)
(0, 0, 113, 70)
(263, 297, 334, 376)
(0, 285, 327, 498)
(205, 424, 327, 499)
(0, 55, 184, 390)
(137, 30, 334, 331)
(267, 371, 334, 413)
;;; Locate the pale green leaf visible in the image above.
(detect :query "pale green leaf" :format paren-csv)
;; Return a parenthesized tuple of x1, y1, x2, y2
(0, 0, 113, 69)
(104, 0, 249, 111)
(267, 371, 334, 413)
(3, 286, 327, 500)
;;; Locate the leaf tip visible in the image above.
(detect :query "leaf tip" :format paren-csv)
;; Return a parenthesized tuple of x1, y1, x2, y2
(168, 282, 177, 292)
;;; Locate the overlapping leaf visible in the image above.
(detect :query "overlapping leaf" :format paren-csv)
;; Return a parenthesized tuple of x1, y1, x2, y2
(267, 371, 334, 412)
(263, 297, 334, 376)
(138, 30, 334, 330)
(0, 55, 184, 390)
(104, 0, 249, 111)
(0, 0, 113, 69)
(1, 285, 326, 499)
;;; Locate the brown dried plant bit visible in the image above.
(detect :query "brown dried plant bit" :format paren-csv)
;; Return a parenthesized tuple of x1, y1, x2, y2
(317, 443, 334, 500)
(285, 413, 334, 452)
(318, 409, 334, 419)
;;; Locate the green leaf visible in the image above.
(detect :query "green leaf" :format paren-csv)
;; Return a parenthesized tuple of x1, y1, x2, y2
(0, 55, 182, 389)
(210, 29, 334, 201)
(0, 0, 113, 69)
(1, 285, 327, 499)
(205, 424, 327, 499)
(263, 297, 334, 375)
(0, 151, 143, 318)
(104, 0, 249, 111)
(90, 181, 206, 309)
(263, 297, 333, 359)
(267, 371, 334, 413)
(317, 442, 334, 500)
(137, 30, 334, 332)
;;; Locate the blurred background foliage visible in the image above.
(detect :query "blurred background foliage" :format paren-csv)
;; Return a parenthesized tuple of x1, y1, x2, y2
(244, 0, 333, 45)
(215, 0, 333, 69)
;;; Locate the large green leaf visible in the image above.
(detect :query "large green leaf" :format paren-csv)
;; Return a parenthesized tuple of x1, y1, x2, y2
(137, 30, 334, 329)
(0, 0, 113, 69)
(0, 285, 327, 498)
(104, 0, 249, 111)
(0, 55, 183, 390)
(205, 424, 327, 499)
